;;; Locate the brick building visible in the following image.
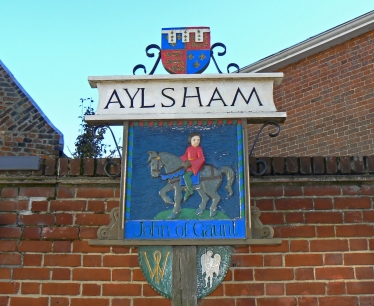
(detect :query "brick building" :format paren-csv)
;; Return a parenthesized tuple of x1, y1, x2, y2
(0, 60, 64, 157)
(0, 11, 373, 306)
(244, 11, 374, 157)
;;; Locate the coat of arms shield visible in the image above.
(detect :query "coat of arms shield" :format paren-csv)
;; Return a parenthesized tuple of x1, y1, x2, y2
(161, 27, 211, 74)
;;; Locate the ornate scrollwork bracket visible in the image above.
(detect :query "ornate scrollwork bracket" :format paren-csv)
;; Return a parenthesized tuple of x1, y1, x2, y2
(249, 121, 281, 176)
(92, 125, 122, 177)
(97, 207, 120, 239)
(210, 43, 240, 74)
(132, 42, 240, 75)
(133, 44, 162, 75)
(251, 207, 274, 239)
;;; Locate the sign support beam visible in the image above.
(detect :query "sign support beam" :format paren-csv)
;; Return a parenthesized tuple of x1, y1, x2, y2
(172, 246, 197, 306)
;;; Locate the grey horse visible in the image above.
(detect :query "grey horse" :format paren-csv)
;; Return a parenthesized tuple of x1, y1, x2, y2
(147, 151, 235, 219)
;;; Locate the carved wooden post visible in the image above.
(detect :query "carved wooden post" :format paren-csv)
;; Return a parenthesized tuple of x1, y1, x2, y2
(172, 246, 197, 306)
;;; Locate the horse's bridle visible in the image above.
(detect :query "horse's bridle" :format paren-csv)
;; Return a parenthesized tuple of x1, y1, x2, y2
(149, 154, 164, 176)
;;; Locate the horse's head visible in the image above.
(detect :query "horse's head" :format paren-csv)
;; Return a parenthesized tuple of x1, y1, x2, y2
(147, 151, 163, 178)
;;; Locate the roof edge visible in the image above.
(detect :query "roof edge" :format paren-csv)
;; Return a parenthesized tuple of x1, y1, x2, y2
(240, 10, 374, 73)
(0, 60, 64, 149)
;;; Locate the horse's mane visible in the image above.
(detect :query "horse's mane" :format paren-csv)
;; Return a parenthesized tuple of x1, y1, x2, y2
(159, 152, 182, 173)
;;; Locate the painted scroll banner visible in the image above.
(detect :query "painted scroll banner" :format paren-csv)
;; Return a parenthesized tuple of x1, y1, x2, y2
(124, 119, 246, 240)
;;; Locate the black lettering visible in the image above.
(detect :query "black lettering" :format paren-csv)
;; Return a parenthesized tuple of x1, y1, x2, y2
(182, 87, 202, 107)
(139, 88, 155, 108)
(124, 88, 142, 108)
(161, 88, 175, 107)
(193, 222, 202, 237)
(176, 225, 185, 237)
(161, 225, 170, 237)
(132, 222, 143, 237)
(231, 87, 263, 106)
(233, 221, 239, 236)
(151, 222, 157, 236)
(104, 90, 125, 109)
(143, 224, 152, 236)
(206, 87, 227, 107)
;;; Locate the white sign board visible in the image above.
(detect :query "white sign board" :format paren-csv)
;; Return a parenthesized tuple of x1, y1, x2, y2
(86, 73, 285, 124)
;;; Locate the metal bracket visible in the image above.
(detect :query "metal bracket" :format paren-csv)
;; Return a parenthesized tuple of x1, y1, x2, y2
(249, 121, 281, 176)
(132, 42, 239, 75)
(133, 44, 162, 75)
(210, 43, 239, 74)
(92, 125, 122, 177)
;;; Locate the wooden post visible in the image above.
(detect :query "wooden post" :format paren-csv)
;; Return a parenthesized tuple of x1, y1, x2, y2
(172, 246, 197, 306)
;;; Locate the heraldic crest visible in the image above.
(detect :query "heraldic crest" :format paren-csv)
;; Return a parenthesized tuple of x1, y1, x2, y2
(133, 26, 239, 75)
(161, 27, 211, 74)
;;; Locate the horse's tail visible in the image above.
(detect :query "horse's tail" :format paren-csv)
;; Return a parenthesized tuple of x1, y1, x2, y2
(219, 166, 235, 197)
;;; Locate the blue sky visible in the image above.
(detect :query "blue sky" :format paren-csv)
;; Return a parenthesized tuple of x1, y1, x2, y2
(1, 1, 373, 156)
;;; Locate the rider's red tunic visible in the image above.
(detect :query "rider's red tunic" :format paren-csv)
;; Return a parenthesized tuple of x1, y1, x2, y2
(180, 146, 205, 175)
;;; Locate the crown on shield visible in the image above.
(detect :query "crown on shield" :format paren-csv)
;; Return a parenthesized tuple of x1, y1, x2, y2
(133, 27, 239, 75)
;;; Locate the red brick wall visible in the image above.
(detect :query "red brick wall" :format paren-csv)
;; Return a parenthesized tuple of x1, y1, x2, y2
(248, 29, 374, 157)
(0, 64, 63, 157)
(1, 158, 373, 305)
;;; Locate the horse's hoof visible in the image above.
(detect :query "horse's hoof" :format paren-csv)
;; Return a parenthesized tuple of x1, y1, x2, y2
(196, 208, 204, 215)
(168, 212, 179, 219)
(210, 210, 217, 217)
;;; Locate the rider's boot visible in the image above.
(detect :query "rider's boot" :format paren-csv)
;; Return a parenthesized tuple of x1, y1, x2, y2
(183, 189, 193, 202)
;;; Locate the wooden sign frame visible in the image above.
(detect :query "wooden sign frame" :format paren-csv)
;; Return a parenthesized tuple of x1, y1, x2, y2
(88, 73, 283, 246)
(90, 119, 280, 246)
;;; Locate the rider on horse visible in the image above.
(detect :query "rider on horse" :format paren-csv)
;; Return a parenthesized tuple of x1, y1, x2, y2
(180, 132, 205, 202)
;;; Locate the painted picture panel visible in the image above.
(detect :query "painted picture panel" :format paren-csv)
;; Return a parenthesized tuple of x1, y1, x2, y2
(124, 119, 246, 240)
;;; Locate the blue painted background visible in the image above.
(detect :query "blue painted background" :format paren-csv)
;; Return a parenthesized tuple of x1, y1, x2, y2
(127, 122, 243, 221)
